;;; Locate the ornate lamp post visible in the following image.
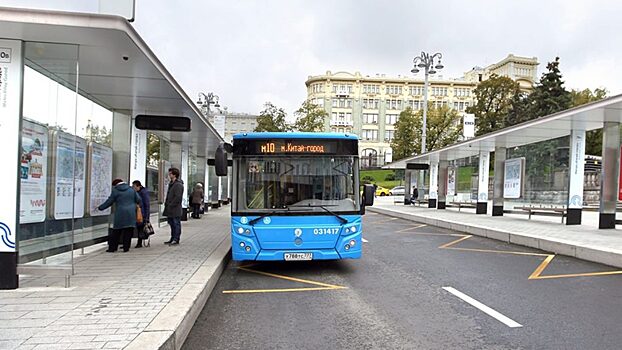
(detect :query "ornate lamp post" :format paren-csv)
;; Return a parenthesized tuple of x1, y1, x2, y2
(196, 92, 220, 116)
(411, 52, 444, 153)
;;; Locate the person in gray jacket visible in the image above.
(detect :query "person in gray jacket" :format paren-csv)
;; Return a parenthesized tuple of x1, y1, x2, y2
(98, 179, 141, 252)
(163, 167, 184, 245)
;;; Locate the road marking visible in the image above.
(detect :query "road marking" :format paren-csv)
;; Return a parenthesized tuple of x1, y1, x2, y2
(222, 266, 348, 294)
(362, 238, 369, 243)
(442, 287, 523, 328)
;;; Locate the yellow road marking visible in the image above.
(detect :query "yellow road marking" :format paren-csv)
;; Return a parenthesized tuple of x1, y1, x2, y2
(223, 266, 348, 294)
(398, 223, 622, 280)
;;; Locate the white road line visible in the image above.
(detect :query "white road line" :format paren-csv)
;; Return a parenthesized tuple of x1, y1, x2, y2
(362, 238, 369, 243)
(442, 287, 522, 328)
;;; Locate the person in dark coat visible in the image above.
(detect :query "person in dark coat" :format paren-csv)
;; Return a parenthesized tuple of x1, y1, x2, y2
(98, 179, 141, 252)
(132, 180, 151, 248)
(190, 183, 204, 219)
(163, 167, 184, 245)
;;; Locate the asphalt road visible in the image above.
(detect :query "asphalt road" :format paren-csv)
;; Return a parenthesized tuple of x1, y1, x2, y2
(183, 212, 622, 350)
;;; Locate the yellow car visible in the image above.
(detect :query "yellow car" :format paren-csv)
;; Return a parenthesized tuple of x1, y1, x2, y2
(375, 186, 390, 196)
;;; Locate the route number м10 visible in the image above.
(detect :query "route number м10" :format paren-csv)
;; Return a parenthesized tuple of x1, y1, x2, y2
(313, 228, 339, 235)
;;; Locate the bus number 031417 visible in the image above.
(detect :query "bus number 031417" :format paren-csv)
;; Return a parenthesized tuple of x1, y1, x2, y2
(313, 228, 340, 235)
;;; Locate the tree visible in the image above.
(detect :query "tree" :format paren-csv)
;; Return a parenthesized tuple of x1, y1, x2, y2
(85, 120, 112, 145)
(466, 74, 521, 136)
(293, 100, 327, 132)
(570, 88, 608, 155)
(254, 102, 290, 132)
(391, 107, 419, 159)
(391, 105, 463, 160)
(147, 133, 160, 166)
(526, 57, 571, 118)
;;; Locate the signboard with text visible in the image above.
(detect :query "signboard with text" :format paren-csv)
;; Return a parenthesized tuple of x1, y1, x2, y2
(503, 158, 525, 199)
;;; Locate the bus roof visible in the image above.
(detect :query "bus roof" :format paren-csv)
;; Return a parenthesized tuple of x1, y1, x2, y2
(232, 132, 359, 140)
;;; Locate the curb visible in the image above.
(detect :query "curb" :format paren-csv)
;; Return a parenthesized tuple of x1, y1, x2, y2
(368, 207, 622, 269)
(125, 237, 231, 350)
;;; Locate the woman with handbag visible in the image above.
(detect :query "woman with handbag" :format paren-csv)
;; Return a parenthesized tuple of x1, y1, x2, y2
(98, 179, 141, 253)
(132, 180, 151, 248)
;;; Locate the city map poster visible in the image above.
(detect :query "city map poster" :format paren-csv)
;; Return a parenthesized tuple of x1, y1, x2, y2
(87, 142, 113, 216)
(19, 119, 48, 224)
(503, 158, 524, 199)
(53, 131, 86, 220)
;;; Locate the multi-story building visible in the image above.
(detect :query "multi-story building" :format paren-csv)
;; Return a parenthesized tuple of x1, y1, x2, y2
(305, 54, 539, 168)
(207, 112, 258, 143)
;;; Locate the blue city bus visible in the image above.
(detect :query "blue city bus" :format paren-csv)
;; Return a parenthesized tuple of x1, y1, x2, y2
(214, 132, 375, 261)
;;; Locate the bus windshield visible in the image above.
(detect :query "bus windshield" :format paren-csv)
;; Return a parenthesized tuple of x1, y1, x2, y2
(234, 156, 360, 213)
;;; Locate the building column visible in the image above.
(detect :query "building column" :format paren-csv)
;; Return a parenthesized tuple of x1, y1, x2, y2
(492, 147, 506, 216)
(0, 39, 22, 289)
(599, 120, 620, 229)
(477, 151, 490, 214)
(567, 129, 586, 225)
(428, 162, 438, 208)
(437, 160, 448, 209)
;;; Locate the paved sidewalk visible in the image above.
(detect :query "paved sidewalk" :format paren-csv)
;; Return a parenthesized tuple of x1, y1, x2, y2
(0, 208, 231, 350)
(369, 197, 622, 269)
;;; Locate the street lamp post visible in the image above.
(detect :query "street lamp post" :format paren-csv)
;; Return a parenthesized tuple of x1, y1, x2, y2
(196, 92, 220, 116)
(411, 51, 444, 154)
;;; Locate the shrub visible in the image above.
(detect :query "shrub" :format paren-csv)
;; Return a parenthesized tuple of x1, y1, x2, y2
(362, 175, 375, 184)
(384, 173, 396, 181)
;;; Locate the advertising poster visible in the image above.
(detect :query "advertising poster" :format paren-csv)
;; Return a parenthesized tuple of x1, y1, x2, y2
(87, 142, 113, 216)
(53, 131, 87, 220)
(19, 119, 48, 224)
(0, 39, 22, 253)
(447, 167, 456, 196)
(503, 158, 524, 199)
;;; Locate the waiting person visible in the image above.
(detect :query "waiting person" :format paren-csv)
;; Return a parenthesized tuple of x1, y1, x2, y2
(411, 186, 418, 203)
(98, 179, 141, 253)
(132, 180, 151, 248)
(190, 183, 204, 218)
(163, 167, 184, 245)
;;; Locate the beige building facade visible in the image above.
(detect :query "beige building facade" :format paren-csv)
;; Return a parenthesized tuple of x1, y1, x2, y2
(305, 54, 539, 168)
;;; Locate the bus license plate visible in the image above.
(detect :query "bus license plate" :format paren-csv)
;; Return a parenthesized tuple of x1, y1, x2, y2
(284, 253, 313, 261)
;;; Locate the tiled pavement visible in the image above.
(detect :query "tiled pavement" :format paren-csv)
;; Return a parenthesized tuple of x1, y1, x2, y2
(370, 196, 622, 268)
(0, 208, 231, 350)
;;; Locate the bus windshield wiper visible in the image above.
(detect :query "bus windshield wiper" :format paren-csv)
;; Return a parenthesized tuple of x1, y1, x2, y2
(249, 210, 279, 225)
(289, 204, 348, 224)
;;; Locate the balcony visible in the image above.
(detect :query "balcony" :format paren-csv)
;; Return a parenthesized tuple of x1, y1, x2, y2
(335, 89, 350, 97)
(330, 120, 354, 127)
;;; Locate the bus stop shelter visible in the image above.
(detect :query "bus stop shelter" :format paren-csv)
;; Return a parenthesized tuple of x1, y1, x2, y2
(385, 94, 622, 230)
(0, 6, 225, 289)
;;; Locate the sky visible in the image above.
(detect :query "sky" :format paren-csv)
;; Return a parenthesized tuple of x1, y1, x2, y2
(3, 0, 622, 118)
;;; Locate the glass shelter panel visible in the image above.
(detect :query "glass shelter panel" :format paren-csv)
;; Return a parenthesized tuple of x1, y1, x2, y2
(503, 136, 570, 210)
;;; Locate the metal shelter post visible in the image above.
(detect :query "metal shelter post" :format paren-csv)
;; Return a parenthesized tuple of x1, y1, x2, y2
(599, 120, 621, 229)
(437, 160, 448, 209)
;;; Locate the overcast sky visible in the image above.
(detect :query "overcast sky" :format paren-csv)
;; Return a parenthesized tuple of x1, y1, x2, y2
(4, 0, 622, 117)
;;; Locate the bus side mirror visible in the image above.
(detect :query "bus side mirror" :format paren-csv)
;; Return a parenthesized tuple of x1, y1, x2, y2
(363, 184, 375, 206)
(215, 145, 228, 176)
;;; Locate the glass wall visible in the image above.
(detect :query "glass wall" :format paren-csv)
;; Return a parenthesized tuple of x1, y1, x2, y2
(19, 41, 115, 266)
(503, 136, 570, 210)
(449, 156, 479, 202)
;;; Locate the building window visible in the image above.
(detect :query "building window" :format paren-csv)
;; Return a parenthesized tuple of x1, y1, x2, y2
(385, 130, 395, 141)
(409, 86, 425, 96)
(454, 88, 471, 97)
(386, 85, 403, 95)
(363, 84, 380, 94)
(364, 113, 378, 124)
(362, 99, 380, 109)
(385, 114, 399, 125)
(311, 83, 324, 93)
(386, 99, 403, 110)
(431, 87, 448, 96)
(407, 100, 423, 110)
(361, 129, 378, 141)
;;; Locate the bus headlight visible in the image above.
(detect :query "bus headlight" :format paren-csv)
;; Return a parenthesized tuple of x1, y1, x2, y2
(350, 226, 357, 233)
(239, 242, 245, 247)
(245, 246, 251, 252)
(237, 227, 244, 234)
(349, 239, 356, 247)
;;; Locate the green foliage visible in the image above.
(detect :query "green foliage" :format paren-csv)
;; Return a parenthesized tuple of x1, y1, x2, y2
(391, 107, 418, 159)
(391, 106, 462, 160)
(85, 120, 111, 145)
(147, 133, 160, 166)
(466, 74, 521, 136)
(508, 137, 569, 189)
(359, 170, 401, 189)
(361, 175, 375, 184)
(384, 173, 396, 181)
(293, 100, 327, 132)
(526, 57, 571, 118)
(570, 88, 608, 155)
(254, 102, 290, 132)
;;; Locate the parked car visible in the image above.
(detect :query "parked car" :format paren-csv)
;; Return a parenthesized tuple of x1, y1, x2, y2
(375, 186, 390, 196)
(390, 186, 405, 196)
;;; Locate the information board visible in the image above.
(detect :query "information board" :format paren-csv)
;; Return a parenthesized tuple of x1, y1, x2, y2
(52, 131, 86, 220)
(503, 158, 525, 199)
(87, 142, 113, 216)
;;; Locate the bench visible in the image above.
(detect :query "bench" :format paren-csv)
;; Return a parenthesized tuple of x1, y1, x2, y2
(413, 199, 429, 206)
(514, 205, 567, 223)
(448, 201, 477, 212)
